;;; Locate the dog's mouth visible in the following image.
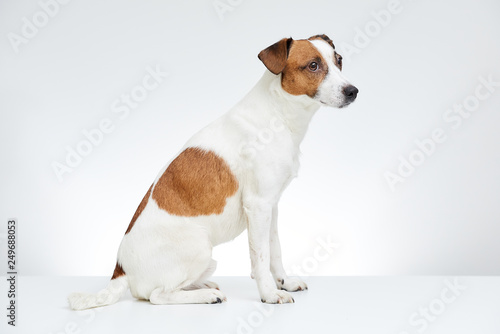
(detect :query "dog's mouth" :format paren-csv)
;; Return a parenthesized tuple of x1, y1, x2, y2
(339, 101, 353, 109)
(319, 100, 353, 109)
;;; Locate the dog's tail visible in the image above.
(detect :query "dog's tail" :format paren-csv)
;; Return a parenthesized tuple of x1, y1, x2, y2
(68, 265, 129, 310)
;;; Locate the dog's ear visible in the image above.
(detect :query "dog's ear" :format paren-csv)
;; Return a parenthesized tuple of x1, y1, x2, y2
(258, 37, 293, 75)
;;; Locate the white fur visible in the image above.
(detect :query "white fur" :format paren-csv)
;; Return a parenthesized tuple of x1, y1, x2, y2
(68, 39, 355, 309)
(68, 276, 128, 310)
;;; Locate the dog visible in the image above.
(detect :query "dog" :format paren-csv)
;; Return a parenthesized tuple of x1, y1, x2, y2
(68, 34, 358, 309)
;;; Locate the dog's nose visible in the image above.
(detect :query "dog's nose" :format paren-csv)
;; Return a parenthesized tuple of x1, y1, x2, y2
(343, 85, 359, 102)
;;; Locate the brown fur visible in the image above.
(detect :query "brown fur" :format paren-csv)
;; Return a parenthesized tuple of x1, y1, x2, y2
(111, 262, 125, 279)
(125, 184, 153, 234)
(152, 147, 238, 216)
(308, 34, 335, 49)
(281, 40, 328, 97)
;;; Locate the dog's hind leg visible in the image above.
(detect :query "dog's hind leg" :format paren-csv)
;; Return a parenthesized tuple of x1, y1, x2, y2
(132, 224, 226, 304)
(150, 259, 225, 304)
(149, 259, 226, 304)
(182, 259, 220, 290)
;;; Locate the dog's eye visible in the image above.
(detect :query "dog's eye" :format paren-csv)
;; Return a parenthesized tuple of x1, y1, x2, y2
(308, 62, 318, 71)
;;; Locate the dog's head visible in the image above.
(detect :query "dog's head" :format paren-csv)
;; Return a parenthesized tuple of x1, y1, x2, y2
(258, 34, 358, 108)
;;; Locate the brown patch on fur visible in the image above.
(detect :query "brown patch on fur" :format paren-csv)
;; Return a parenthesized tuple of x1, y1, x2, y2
(111, 262, 125, 280)
(124, 184, 153, 234)
(258, 38, 293, 75)
(152, 147, 238, 216)
(308, 34, 335, 49)
(281, 40, 328, 97)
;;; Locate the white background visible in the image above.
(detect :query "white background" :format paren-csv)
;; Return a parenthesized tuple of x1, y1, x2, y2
(1, 0, 499, 276)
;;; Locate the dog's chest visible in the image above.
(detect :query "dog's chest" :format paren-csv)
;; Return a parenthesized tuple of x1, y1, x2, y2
(249, 136, 300, 197)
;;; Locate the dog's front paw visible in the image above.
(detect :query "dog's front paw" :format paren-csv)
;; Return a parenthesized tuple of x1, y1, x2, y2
(260, 290, 294, 304)
(277, 278, 308, 292)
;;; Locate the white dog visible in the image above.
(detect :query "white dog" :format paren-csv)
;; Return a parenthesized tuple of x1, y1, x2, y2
(69, 34, 358, 309)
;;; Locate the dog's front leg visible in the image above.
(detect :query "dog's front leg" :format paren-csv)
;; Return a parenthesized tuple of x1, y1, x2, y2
(247, 201, 294, 304)
(270, 205, 308, 292)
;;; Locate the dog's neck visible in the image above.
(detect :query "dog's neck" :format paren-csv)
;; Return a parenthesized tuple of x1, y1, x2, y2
(234, 71, 321, 147)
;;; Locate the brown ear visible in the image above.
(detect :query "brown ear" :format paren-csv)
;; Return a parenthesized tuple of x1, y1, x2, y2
(258, 38, 293, 75)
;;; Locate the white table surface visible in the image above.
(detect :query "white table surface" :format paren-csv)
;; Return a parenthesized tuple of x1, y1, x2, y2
(1, 276, 499, 334)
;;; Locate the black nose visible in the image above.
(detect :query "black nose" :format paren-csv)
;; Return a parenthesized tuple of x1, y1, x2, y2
(343, 85, 359, 102)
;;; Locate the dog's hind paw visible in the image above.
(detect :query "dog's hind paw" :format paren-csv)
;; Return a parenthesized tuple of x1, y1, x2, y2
(183, 280, 220, 291)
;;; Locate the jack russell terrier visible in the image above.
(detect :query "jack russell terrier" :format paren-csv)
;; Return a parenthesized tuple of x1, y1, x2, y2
(69, 34, 358, 309)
